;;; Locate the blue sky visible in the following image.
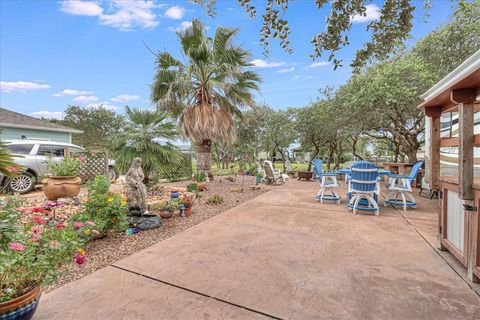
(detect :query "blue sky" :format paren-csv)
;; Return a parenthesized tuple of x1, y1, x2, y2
(0, 0, 457, 119)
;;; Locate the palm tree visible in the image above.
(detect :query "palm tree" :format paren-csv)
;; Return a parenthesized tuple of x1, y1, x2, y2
(111, 106, 180, 181)
(151, 19, 261, 174)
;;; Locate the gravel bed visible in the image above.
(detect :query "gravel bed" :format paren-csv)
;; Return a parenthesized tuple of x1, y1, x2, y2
(44, 175, 268, 293)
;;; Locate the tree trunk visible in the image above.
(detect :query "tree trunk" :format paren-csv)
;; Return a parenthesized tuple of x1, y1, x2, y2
(307, 147, 320, 171)
(196, 139, 212, 174)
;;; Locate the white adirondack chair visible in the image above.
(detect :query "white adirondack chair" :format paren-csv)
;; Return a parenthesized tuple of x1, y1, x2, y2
(263, 160, 285, 184)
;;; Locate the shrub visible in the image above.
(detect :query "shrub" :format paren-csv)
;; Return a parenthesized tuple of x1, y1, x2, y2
(162, 199, 181, 212)
(47, 155, 84, 176)
(187, 182, 199, 194)
(195, 172, 207, 182)
(160, 153, 193, 182)
(0, 197, 97, 302)
(206, 195, 224, 205)
(73, 175, 128, 233)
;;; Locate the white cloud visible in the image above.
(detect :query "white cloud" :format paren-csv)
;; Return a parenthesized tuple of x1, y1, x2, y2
(0, 81, 51, 93)
(291, 75, 301, 81)
(309, 61, 329, 68)
(276, 67, 295, 73)
(250, 59, 285, 68)
(304, 75, 313, 80)
(31, 111, 64, 120)
(54, 89, 93, 97)
(60, 0, 103, 16)
(111, 94, 140, 102)
(164, 6, 185, 19)
(351, 4, 381, 23)
(73, 95, 99, 103)
(60, 0, 160, 31)
(169, 20, 192, 32)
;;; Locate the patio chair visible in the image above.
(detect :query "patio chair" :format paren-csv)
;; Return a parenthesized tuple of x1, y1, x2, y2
(263, 160, 285, 184)
(348, 161, 380, 215)
(311, 159, 340, 204)
(384, 161, 423, 210)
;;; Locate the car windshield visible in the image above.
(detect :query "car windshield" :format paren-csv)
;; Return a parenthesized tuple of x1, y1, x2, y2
(6, 144, 34, 155)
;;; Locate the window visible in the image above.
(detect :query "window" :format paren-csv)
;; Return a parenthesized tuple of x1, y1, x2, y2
(37, 145, 65, 157)
(67, 147, 83, 154)
(5, 144, 34, 155)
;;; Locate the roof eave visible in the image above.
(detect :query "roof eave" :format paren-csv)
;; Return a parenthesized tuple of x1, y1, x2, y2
(0, 122, 84, 134)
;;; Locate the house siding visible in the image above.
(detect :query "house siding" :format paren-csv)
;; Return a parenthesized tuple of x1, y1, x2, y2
(0, 127, 71, 143)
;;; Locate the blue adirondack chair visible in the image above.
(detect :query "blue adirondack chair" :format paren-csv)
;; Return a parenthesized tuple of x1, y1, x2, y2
(311, 159, 341, 204)
(347, 161, 380, 215)
(384, 161, 423, 211)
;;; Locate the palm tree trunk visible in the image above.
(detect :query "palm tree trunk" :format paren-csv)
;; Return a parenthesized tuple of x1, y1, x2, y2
(196, 139, 212, 174)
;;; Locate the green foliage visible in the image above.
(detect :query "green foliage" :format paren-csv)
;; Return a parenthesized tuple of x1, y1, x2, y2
(193, 0, 417, 70)
(0, 139, 22, 176)
(47, 156, 82, 176)
(50, 105, 125, 150)
(0, 197, 96, 302)
(187, 182, 199, 193)
(75, 175, 128, 233)
(111, 106, 180, 179)
(195, 172, 207, 182)
(160, 153, 193, 182)
(151, 19, 261, 147)
(206, 194, 224, 205)
(162, 199, 182, 212)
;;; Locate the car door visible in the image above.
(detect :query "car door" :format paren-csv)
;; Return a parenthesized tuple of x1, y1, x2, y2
(35, 145, 66, 176)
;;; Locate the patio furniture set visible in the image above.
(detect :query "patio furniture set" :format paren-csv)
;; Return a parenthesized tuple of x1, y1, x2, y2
(311, 159, 423, 215)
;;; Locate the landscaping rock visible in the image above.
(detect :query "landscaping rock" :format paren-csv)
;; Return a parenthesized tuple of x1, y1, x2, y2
(127, 214, 163, 230)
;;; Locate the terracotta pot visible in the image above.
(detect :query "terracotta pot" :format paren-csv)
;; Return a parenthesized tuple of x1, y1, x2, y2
(43, 176, 81, 200)
(0, 286, 41, 320)
(184, 207, 192, 217)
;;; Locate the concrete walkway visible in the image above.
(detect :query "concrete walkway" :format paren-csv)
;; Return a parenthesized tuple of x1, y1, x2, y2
(36, 182, 480, 319)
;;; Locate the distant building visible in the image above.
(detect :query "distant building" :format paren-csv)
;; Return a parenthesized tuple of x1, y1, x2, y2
(0, 108, 82, 143)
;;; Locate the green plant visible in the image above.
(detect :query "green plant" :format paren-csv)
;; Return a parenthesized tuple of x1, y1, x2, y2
(187, 182, 199, 194)
(0, 139, 22, 176)
(151, 19, 261, 174)
(74, 175, 128, 233)
(162, 199, 181, 212)
(111, 106, 181, 181)
(160, 153, 193, 182)
(195, 172, 207, 182)
(47, 155, 83, 176)
(206, 195, 224, 205)
(0, 197, 97, 302)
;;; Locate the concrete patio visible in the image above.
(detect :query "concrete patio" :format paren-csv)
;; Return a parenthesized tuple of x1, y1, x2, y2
(36, 181, 480, 319)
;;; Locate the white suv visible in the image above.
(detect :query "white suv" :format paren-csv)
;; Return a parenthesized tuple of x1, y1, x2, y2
(1, 140, 117, 193)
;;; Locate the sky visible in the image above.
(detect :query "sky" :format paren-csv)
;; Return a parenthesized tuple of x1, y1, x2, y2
(0, 0, 458, 120)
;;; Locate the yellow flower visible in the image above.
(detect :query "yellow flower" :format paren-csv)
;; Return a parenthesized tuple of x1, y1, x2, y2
(107, 197, 114, 203)
(120, 199, 127, 206)
(78, 248, 86, 255)
(83, 230, 91, 235)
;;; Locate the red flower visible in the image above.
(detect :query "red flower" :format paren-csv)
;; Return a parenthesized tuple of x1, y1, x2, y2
(31, 215, 47, 224)
(5, 167, 20, 173)
(8, 242, 26, 251)
(31, 207, 47, 213)
(31, 225, 43, 235)
(55, 221, 67, 230)
(72, 221, 84, 228)
(74, 254, 86, 265)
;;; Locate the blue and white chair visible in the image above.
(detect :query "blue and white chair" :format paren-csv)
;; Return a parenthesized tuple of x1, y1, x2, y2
(384, 161, 423, 211)
(348, 161, 380, 215)
(312, 159, 341, 204)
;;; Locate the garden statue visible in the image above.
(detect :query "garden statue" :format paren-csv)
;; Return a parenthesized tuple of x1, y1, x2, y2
(125, 157, 163, 230)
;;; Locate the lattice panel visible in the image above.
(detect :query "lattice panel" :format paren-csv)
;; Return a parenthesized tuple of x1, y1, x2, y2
(77, 151, 108, 182)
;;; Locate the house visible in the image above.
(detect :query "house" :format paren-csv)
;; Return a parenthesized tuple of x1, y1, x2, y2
(0, 108, 82, 143)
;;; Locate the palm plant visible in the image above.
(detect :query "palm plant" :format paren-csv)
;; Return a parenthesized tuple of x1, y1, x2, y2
(111, 107, 180, 180)
(151, 19, 261, 174)
(0, 138, 20, 176)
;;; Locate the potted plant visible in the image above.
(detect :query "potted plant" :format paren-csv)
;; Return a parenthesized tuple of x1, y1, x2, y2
(0, 197, 97, 319)
(159, 200, 181, 219)
(182, 196, 194, 217)
(43, 155, 84, 200)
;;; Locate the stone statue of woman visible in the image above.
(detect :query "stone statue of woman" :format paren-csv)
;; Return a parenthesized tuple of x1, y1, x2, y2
(125, 157, 148, 216)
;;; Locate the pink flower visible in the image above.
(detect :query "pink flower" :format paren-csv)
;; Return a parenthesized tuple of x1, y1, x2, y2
(16, 207, 29, 213)
(74, 254, 86, 265)
(72, 221, 84, 228)
(6, 167, 20, 173)
(31, 216, 47, 224)
(31, 207, 47, 213)
(92, 229, 100, 235)
(8, 242, 26, 251)
(79, 156, 87, 161)
(31, 225, 43, 235)
(50, 240, 58, 247)
(85, 221, 95, 226)
(55, 221, 67, 230)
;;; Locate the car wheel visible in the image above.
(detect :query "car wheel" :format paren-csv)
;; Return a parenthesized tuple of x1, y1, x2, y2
(108, 167, 118, 182)
(9, 172, 35, 194)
